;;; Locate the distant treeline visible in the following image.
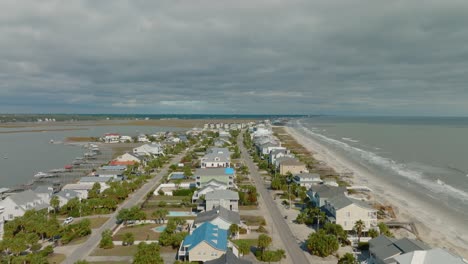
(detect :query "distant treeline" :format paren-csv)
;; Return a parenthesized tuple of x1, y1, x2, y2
(0, 113, 309, 123)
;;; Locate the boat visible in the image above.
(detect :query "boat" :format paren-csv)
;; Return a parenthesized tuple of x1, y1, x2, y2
(49, 168, 66, 173)
(34, 172, 53, 178)
(3, 156, 7, 159)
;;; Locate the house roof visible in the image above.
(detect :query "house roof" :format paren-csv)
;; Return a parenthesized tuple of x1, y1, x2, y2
(279, 158, 305, 166)
(295, 173, 321, 179)
(309, 184, 346, 199)
(79, 176, 114, 183)
(183, 222, 228, 251)
(101, 165, 127, 171)
(195, 168, 235, 177)
(205, 190, 239, 201)
(393, 248, 466, 264)
(34, 186, 54, 195)
(56, 189, 80, 200)
(9, 190, 41, 206)
(194, 206, 240, 226)
(205, 249, 252, 264)
(369, 235, 430, 262)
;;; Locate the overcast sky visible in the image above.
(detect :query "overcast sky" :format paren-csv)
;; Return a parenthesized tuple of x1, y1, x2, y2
(1, 0, 468, 115)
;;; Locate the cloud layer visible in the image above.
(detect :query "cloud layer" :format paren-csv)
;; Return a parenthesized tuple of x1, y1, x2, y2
(1, 0, 468, 115)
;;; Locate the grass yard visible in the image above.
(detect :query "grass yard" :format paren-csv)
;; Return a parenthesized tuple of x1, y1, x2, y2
(239, 205, 258, 210)
(231, 239, 258, 253)
(89, 217, 110, 229)
(89, 262, 129, 264)
(113, 224, 161, 241)
(91, 245, 138, 256)
(241, 215, 266, 226)
(47, 253, 66, 264)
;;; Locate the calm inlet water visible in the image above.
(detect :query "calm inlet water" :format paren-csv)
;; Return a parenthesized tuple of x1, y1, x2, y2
(292, 117, 468, 221)
(0, 124, 182, 188)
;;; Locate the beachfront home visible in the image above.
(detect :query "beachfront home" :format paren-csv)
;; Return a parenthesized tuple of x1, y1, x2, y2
(204, 190, 239, 212)
(119, 135, 132, 143)
(137, 134, 150, 143)
(78, 176, 115, 192)
(195, 168, 235, 188)
(192, 206, 241, 231)
(133, 143, 164, 156)
(307, 185, 377, 231)
(94, 169, 124, 179)
(269, 149, 294, 166)
(278, 158, 307, 175)
(292, 173, 323, 187)
(369, 235, 431, 264)
(103, 133, 120, 143)
(192, 180, 228, 203)
(101, 165, 127, 171)
(34, 186, 55, 204)
(201, 148, 231, 169)
(392, 248, 466, 264)
(178, 222, 228, 262)
(62, 184, 94, 199)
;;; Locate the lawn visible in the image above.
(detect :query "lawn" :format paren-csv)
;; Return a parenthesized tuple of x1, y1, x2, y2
(47, 253, 66, 264)
(231, 239, 258, 254)
(89, 217, 110, 229)
(241, 215, 266, 226)
(89, 262, 129, 264)
(239, 205, 258, 210)
(91, 245, 138, 256)
(113, 224, 161, 241)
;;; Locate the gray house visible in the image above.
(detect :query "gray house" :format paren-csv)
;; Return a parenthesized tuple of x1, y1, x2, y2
(369, 235, 430, 264)
(204, 190, 239, 212)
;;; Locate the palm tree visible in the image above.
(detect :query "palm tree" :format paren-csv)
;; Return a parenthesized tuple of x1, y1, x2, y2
(353, 219, 365, 243)
(257, 234, 272, 254)
(50, 196, 60, 215)
(229, 224, 240, 238)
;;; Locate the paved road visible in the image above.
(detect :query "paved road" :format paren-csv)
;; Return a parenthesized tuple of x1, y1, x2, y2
(238, 134, 311, 264)
(65, 151, 188, 264)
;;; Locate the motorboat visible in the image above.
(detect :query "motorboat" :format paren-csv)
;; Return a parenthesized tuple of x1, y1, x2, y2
(34, 172, 53, 178)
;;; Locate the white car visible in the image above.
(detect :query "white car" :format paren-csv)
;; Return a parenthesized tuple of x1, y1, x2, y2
(64, 217, 74, 225)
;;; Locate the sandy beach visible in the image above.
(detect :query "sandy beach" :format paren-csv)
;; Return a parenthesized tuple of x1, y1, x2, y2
(285, 126, 468, 259)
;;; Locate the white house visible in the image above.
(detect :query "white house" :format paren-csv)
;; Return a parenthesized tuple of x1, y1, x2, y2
(55, 190, 81, 207)
(200, 148, 231, 169)
(137, 134, 150, 142)
(61, 184, 94, 199)
(103, 133, 120, 143)
(119, 135, 132, 143)
(192, 180, 228, 203)
(0, 190, 49, 239)
(292, 173, 323, 187)
(110, 152, 143, 166)
(133, 143, 164, 156)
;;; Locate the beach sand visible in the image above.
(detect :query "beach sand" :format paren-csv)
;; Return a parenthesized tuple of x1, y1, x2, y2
(285, 126, 468, 259)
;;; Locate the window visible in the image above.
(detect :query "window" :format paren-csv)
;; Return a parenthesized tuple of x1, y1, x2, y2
(344, 221, 347, 226)
(346, 212, 351, 217)
(9, 214, 13, 219)
(14, 206, 19, 210)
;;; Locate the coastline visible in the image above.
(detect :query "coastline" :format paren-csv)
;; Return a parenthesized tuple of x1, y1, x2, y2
(285, 126, 468, 259)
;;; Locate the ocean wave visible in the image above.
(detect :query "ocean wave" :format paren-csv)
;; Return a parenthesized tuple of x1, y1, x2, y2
(342, 137, 359, 143)
(295, 120, 468, 202)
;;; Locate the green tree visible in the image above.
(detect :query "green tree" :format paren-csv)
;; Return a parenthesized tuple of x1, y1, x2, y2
(183, 166, 193, 177)
(306, 230, 339, 257)
(74, 260, 90, 264)
(50, 196, 60, 214)
(152, 208, 169, 224)
(123, 232, 135, 246)
(322, 223, 348, 244)
(257, 234, 272, 254)
(229, 224, 240, 238)
(133, 242, 164, 264)
(378, 222, 394, 237)
(353, 220, 365, 243)
(99, 229, 114, 249)
(338, 253, 357, 264)
(236, 240, 251, 256)
(368, 228, 379, 238)
(88, 182, 101, 199)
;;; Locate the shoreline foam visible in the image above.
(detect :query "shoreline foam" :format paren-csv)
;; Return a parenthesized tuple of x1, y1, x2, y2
(285, 125, 468, 259)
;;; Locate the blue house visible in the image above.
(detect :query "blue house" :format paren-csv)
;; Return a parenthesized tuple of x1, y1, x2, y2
(178, 222, 228, 262)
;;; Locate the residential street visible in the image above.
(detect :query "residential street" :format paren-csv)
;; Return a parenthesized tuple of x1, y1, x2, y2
(65, 150, 188, 264)
(237, 134, 311, 264)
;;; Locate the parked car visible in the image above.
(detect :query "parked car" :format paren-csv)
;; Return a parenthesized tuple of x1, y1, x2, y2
(64, 217, 74, 225)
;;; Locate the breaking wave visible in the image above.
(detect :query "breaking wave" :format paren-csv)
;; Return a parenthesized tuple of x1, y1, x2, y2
(295, 120, 468, 202)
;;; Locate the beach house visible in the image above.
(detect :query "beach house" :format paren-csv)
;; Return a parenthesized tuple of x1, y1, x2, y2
(103, 133, 120, 143)
(133, 143, 164, 156)
(195, 168, 235, 188)
(178, 222, 228, 262)
(110, 152, 143, 166)
(269, 149, 293, 166)
(392, 248, 466, 264)
(201, 148, 231, 168)
(292, 173, 323, 187)
(192, 206, 241, 231)
(204, 190, 239, 212)
(205, 250, 252, 264)
(0, 190, 49, 238)
(369, 235, 431, 264)
(55, 190, 81, 207)
(278, 158, 307, 175)
(192, 180, 228, 203)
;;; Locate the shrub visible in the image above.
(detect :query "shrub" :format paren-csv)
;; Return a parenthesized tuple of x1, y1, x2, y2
(172, 188, 195, 196)
(239, 227, 248, 235)
(99, 229, 114, 249)
(358, 242, 369, 250)
(306, 230, 339, 257)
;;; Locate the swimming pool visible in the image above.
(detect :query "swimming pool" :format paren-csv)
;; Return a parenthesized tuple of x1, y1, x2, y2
(153, 225, 166, 232)
(169, 172, 186, 180)
(167, 211, 195, 217)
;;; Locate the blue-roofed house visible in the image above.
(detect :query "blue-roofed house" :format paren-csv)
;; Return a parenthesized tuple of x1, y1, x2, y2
(178, 222, 228, 262)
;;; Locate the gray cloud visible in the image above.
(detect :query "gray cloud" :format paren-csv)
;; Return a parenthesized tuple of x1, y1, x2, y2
(1, 0, 468, 115)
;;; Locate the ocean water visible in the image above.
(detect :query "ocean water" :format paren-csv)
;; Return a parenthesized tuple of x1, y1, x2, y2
(292, 117, 468, 221)
(0, 124, 182, 188)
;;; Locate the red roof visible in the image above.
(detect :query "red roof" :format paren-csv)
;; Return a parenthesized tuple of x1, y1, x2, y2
(104, 133, 120, 136)
(64, 165, 73, 169)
